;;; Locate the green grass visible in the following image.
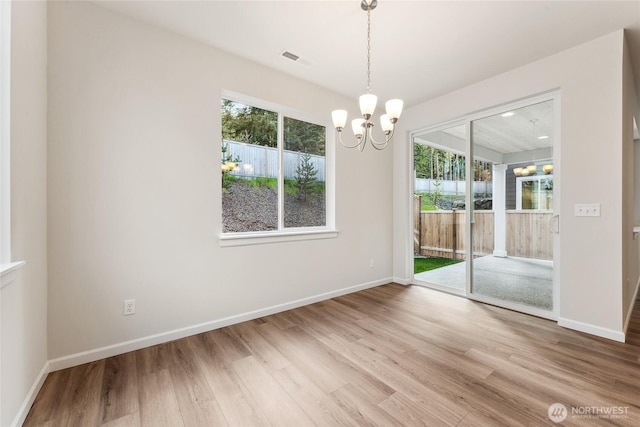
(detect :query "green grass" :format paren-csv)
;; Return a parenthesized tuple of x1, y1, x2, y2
(229, 177, 325, 196)
(248, 177, 278, 190)
(414, 257, 463, 274)
(415, 192, 463, 210)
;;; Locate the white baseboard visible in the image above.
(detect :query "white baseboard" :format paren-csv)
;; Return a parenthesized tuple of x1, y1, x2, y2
(392, 276, 411, 285)
(623, 275, 640, 335)
(11, 361, 50, 427)
(558, 317, 625, 342)
(49, 278, 391, 372)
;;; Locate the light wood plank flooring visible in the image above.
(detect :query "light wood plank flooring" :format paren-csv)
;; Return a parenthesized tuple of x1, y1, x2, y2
(24, 284, 640, 426)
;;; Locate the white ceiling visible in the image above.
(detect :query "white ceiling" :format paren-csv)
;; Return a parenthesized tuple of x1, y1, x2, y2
(94, 0, 640, 109)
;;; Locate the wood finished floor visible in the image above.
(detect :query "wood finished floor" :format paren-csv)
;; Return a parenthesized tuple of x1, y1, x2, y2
(25, 284, 640, 426)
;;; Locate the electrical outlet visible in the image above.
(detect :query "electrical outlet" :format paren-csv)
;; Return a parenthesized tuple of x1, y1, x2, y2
(124, 299, 136, 316)
(369, 258, 375, 268)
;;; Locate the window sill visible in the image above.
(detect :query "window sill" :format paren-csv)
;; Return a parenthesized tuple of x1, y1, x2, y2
(220, 229, 339, 247)
(1, 260, 26, 289)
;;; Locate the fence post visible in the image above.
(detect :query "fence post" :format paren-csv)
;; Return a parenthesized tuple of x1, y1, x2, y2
(452, 209, 457, 259)
(414, 195, 422, 255)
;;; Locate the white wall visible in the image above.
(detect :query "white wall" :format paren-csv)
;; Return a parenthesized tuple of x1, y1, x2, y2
(623, 34, 640, 325)
(1, 1, 49, 426)
(394, 30, 635, 340)
(47, 1, 393, 364)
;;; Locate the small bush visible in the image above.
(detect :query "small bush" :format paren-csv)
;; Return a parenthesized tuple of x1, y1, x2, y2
(221, 142, 241, 189)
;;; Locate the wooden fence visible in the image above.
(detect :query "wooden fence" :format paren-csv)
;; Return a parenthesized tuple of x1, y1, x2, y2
(414, 195, 552, 260)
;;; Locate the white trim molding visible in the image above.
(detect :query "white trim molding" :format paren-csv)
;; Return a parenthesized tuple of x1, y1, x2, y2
(0, 261, 26, 289)
(558, 317, 625, 343)
(10, 362, 49, 427)
(623, 275, 640, 335)
(0, 0, 11, 265)
(49, 278, 392, 372)
(220, 229, 339, 247)
(392, 276, 411, 286)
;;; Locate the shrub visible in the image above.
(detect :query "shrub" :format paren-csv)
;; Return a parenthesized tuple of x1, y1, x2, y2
(221, 142, 241, 188)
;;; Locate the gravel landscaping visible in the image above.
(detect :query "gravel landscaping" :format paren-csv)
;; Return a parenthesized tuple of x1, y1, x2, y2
(222, 180, 325, 232)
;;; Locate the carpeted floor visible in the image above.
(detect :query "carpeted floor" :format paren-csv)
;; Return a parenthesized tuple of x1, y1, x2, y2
(414, 256, 553, 311)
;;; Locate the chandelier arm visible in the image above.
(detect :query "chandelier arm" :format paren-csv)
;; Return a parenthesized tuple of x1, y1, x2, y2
(370, 141, 389, 150)
(335, 122, 395, 151)
(360, 126, 370, 152)
(367, 127, 395, 149)
(336, 131, 365, 150)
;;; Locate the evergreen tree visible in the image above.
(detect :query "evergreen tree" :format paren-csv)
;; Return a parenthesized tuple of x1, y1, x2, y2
(221, 99, 277, 147)
(283, 117, 325, 156)
(295, 153, 317, 201)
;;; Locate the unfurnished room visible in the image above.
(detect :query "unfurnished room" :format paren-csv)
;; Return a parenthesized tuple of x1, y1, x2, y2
(2, 1, 640, 426)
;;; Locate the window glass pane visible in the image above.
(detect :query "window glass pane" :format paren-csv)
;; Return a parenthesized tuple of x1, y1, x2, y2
(518, 174, 553, 210)
(221, 99, 278, 232)
(283, 117, 326, 228)
(412, 124, 467, 293)
(473, 160, 493, 210)
(522, 180, 537, 209)
(471, 99, 554, 311)
(540, 176, 553, 210)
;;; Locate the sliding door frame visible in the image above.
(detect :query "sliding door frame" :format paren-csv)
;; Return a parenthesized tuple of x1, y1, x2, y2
(410, 118, 468, 296)
(410, 91, 561, 320)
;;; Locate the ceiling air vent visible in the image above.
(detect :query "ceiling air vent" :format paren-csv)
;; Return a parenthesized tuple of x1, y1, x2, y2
(282, 51, 300, 61)
(281, 50, 311, 66)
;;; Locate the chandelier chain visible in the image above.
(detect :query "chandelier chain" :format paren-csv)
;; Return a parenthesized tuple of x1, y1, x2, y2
(330, 0, 403, 151)
(366, 7, 371, 93)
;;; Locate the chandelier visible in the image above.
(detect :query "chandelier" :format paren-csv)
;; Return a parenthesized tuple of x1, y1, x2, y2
(331, 0, 403, 151)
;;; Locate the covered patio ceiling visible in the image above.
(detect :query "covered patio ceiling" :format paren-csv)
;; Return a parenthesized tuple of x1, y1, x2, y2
(413, 100, 554, 164)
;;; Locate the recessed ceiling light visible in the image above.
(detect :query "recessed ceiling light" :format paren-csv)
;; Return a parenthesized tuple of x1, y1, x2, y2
(538, 135, 549, 139)
(501, 111, 515, 117)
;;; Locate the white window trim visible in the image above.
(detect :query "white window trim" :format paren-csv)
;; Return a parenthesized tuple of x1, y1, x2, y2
(0, 1, 25, 287)
(516, 174, 553, 210)
(219, 90, 337, 245)
(1, 0, 11, 266)
(219, 229, 339, 247)
(1, 261, 26, 289)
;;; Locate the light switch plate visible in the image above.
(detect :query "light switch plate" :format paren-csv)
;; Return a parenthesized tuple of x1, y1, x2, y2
(574, 203, 600, 217)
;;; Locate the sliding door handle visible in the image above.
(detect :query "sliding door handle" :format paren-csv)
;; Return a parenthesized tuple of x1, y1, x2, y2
(549, 214, 560, 234)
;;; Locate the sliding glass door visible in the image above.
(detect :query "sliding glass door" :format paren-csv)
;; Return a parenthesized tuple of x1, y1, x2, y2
(470, 100, 555, 315)
(412, 94, 559, 318)
(412, 124, 467, 295)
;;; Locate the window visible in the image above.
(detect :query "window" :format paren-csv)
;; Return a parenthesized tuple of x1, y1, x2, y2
(220, 93, 334, 244)
(516, 175, 553, 210)
(283, 116, 326, 228)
